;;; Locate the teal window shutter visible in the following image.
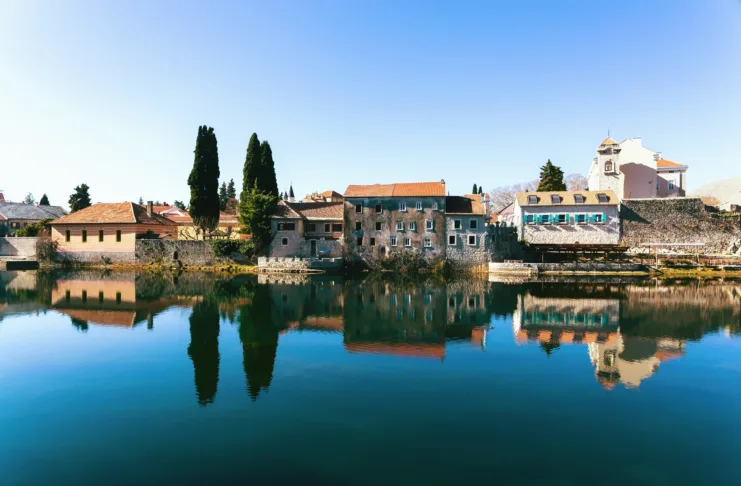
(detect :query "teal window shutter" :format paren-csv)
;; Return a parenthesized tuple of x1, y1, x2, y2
(603, 213, 607, 223)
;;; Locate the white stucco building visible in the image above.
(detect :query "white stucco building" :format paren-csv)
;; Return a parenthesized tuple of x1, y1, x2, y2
(587, 137, 687, 200)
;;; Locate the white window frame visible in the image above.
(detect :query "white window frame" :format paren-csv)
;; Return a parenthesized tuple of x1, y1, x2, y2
(408, 221, 416, 231)
(525, 214, 536, 225)
(668, 180, 675, 191)
(555, 214, 568, 225)
(403, 237, 411, 247)
(423, 237, 432, 248)
(425, 220, 433, 231)
(432, 202, 438, 210)
(355, 204, 362, 214)
(448, 234, 456, 246)
(324, 223, 331, 233)
(399, 201, 407, 212)
(281, 237, 289, 246)
(390, 237, 397, 247)
(575, 213, 587, 225)
(467, 234, 477, 246)
(454, 219, 461, 229)
(469, 219, 478, 230)
(416, 201, 423, 211)
(396, 221, 404, 232)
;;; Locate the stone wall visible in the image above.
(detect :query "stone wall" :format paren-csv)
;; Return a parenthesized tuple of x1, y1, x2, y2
(518, 204, 621, 245)
(621, 198, 741, 253)
(489, 262, 646, 275)
(135, 240, 215, 266)
(257, 256, 344, 272)
(56, 250, 136, 264)
(445, 215, 488, 265)
(0, 237, 38, 257)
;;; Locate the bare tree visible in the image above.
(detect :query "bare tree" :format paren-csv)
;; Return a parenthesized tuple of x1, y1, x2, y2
(489, 180, 539, 212)
(565, 173, 588, 191)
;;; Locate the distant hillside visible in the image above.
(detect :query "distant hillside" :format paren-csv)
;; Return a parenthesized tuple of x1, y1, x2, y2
(692, 176, 741, 204)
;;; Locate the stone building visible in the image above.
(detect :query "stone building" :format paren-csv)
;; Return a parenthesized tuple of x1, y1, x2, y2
(444, 194, 490, 265)
(587, 136, 688, 199)
(343, 181, 447, 260)
(512, 190, 620, 246)
(51, 202, 177, 263)
(301, 190, 343, 203)
(0, 195, 67, 236)
(267, 201, 344, 258)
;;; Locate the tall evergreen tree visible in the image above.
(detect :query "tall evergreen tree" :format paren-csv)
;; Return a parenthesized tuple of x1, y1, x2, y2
(39, 194, 50, 206)
(478, 186, 483, 195)
(219, 181, 228, 210)
(537, 160, 567, 191)
(241, 133, 262, 201)
(289, 185, 294, 200)
(69, 184, 92, 213)
(238, 187, 278, 250)
(226, 179, 236, 199)
(472, 183, 478, 194)
(174, 200, 186, 210)
(188, 126, 221, 236)
(138, 197, 144, 205)
(259, 140, 279, 196)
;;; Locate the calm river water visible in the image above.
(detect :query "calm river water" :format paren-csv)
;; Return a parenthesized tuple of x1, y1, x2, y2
(1, 270, 740, 485)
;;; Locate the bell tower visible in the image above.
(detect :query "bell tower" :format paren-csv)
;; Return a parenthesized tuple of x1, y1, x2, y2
(595, 136, 624, 199)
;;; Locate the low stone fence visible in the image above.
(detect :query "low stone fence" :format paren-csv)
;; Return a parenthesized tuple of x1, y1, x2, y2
(257, 256, 344, 272)
(489, 261, 646, 275)
(56, 250, 136, 264)
(0, 237, 38, 257)
(135, 240, 215, 266)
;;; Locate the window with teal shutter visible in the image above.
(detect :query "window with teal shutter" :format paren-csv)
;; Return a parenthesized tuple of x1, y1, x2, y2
(603, 213, 607, 224)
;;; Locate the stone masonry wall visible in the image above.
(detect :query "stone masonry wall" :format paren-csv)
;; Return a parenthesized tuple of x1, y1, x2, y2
(0, 237, 38, 257)
(621, 198, 741, 253)
(135, 240, 215, 266)
(445, 215, 489, 265)
(56, 250, 136, 264)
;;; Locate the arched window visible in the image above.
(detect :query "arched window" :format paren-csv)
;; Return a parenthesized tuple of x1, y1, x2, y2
(604, 161, 613, 173)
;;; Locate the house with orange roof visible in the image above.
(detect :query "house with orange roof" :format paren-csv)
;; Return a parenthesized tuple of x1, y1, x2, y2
(164, 211, 241, 240)
(343, 180, 448, 260)
(267, 200, 344, 258)
(301, 190, 343, 203)
(51, 201, 176, 263)
(587, 136, 688, 199)
(445, 193, 490, 265)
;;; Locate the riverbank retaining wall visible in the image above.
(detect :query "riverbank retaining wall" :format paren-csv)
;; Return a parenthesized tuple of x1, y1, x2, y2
(257, 256, 344, 272)
(489, 262, 647, 275)
(0, 237, 38, 257)
(135, 240, 216, 266)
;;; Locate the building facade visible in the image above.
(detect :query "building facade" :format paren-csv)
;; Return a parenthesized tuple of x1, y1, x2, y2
(587, 137, 687, 200)
(512, 190, 620, 245)
(343, 181, 447, 261)
(165, 211, 241, 240)
(444, 194, 489, 265)
(267, 201, 344, 258)
(0, 196, 67, 236)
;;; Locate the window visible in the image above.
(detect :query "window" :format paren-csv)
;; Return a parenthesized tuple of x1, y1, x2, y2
(668, 181, 675, 191)
(355, 222, 362, 231)
(424, 294, 431, 305)
(432, 202, 438, 210)
(416, 201, 423, 211)
(555, 214, 568, 224)
(539, 214, 551, 224)
(551, 195, 561, 204)
(574, 194, 585, 203)
(408, 221, 416, 231)
(390, 237, 397, 247)
(469, 219, 478, 230)
(592, 214, 605, 224)
(375, 204, 382, 213)
(449, 297, 456, 308)
(426, 220, 433, 230)
(604, 161, 613, 173)
(403, 238, 411, 247)
(98, 229, 104, 242)
(454, 219, 461, 229)
(597, 193, 609, 203)
(525, 215, 536, 225)
(324, 223, 331, 233)
(448, 234, 456, 245)
(65, 230, 71, 242)
(355, 204, 362, 214)
(82, 230, 87, 243)
(575, 214, 588, 224)
(423, 238, 432, 248)
(399, 201, 407, 212)
(468, 235, 477, 246)
(396, 221, 404, 232)
(527, 195, 538, 204)
(116, 292, 121, 304)
(308, 223, 317, 232)
(376, 222, 382, 231)
(116, 230, 121, 242)
(281, 237, 289, 246)
(332, 223, 343, 232)
(277, 222, 296, 231)
(370, 238, 376, 246)
(81, 290, 87, 303)
(65, 290, 71, 302)
(357, 236, 363, 246)
(99, 291, 104, 304)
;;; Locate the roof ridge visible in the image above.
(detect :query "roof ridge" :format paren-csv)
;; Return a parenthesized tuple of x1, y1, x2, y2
(129, 202, 137, 223)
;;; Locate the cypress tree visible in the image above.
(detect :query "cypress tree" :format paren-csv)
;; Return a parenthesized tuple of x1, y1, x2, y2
(259, 140, 279, 196)
(69, 184, 92, 213)
(478, 186, 483, 195)
(238, 186, 278, 250)
(188, 126, 221, 237)
(227, 179, 236, 199)
(39, 194, 50, 206)
(219, 182, 228, 210)
(537, 160, 567, 191)
(289, 185, 294, 200)
(472, 183, 478, 194)
(241, 133, 262, 201)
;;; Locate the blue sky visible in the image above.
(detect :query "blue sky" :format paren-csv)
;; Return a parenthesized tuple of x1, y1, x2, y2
(1, 0, 740, 208)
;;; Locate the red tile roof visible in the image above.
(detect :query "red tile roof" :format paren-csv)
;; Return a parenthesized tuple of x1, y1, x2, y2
(320, 190, 343, 198)
(53, 202, 176, 225)
(344, 181, 446, 197)
(656, 158, 684, 168)
(164, 211, 239, 224)
(271, 201, 343, 220)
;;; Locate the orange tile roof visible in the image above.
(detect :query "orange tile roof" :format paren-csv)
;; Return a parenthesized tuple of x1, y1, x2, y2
(320, 190, 343, 198)
(164, 211, 239, 224)
(446, 194, 485, 215)
(53, 202, 176, 225)
(271, 201, 343, 220)
(344, 181, 446, 197)
(152, 205, 174, 214)
(656, 158, 684, 168)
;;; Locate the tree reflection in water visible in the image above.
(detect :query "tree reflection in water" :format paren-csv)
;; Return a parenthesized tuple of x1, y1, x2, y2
(238, 285, 279, 401)
(188, 299, 220, 406)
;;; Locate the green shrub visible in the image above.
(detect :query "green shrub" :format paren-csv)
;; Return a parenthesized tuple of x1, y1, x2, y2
(210, 239, 256, 259)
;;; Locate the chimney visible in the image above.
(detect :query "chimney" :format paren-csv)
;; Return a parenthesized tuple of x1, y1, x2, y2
(0, 192, 4, 202)
(440, 179, 445, 186)
(147, 201, 153, 217)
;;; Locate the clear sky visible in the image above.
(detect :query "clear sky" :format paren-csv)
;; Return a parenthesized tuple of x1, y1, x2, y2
(1, 0, 740, 209)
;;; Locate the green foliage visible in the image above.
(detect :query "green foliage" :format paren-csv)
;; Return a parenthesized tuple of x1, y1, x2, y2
(69, 184, 91, 213)
(39, 194, 49, 206)
(209, 239, 256, 259)
(35, 233, 57, 261)
(289, 185, 294, 199)
(238, 187, 278, 250)
(219, 181, 228, 210)
(226, 179, 236, 199)
(173, 200, 186, 210)
(259, 140, 279, 196)
(23, 193, 35, 205)
(138, 197, 144, 205)
(472, 183, 477, 194)
(537, 160, 567, 191)
(478, 186, 483, 195)
(188, 126, 221, 235)
(15, 218, 52, 237)
(241, 133, 262, 201)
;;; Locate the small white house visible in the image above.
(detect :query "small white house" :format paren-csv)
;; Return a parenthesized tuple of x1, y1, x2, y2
(513, 190, 620, 246)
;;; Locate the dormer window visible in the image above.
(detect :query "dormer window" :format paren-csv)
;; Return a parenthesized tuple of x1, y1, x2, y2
(550, 195, 561, 204)
(527, 195, 538, 204)
(604, 161, 613, 173)
(574, 194, 585, 204)
(597, 193, 609, 203)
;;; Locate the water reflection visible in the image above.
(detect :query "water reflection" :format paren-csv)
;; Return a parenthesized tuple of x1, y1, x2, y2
(1, 270, 740, 404)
